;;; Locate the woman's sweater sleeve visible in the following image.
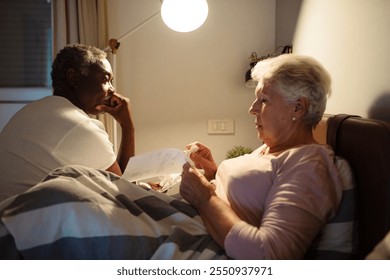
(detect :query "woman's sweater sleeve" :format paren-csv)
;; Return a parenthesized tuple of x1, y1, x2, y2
(224, 148, 342, 259)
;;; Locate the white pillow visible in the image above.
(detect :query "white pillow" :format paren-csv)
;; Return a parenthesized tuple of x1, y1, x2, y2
(305, 156, 358, 259)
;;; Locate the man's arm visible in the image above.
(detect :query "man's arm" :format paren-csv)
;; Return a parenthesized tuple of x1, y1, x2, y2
(116, 119, 135, 172)
(96, 93, 135, 173)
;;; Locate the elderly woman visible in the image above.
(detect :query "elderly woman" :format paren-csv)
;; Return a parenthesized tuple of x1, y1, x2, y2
(180, 54, 343, 259)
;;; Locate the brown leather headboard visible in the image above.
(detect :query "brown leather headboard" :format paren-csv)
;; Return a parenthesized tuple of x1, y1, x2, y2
(326, 114, 390, 259)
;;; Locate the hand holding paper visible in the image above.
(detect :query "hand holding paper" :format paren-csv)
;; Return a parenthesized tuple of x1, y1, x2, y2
(184, 142, 218, 181)
(122, 146, 203, 192)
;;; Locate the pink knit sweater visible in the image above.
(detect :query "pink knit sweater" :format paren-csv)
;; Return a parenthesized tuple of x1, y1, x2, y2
(214, 144, 343, 259)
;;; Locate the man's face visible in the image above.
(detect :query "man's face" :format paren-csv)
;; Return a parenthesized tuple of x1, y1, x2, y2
(75, 58, 115, 115)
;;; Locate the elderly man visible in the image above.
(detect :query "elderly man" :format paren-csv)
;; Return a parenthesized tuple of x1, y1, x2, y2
(0, 44, 135, 202)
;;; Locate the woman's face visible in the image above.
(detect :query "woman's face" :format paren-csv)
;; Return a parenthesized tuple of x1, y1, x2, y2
(249, 83, 296, 148)
(75, 58, 115, 115)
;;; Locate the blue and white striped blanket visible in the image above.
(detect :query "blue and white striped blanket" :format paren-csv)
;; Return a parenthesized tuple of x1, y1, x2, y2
(0, 157, 357, 260)
(0, 165, 226, 260)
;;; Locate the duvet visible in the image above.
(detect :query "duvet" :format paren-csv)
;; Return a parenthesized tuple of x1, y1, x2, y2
(0, 165, 227, 260)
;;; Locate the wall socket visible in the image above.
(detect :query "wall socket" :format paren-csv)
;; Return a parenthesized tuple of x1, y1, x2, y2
(207, 119, 235, 135)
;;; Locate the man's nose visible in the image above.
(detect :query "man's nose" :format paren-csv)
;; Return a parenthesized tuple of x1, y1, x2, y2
(109, 82, 115, 93)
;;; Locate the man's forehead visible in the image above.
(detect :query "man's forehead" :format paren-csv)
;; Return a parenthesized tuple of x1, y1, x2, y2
(91, 59, 112, 76)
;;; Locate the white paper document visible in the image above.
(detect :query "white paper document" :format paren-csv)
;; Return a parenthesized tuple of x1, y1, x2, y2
(122, 148, 188, 182)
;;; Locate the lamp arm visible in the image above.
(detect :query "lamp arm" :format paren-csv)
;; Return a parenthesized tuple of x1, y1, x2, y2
(102, 6, 161, 152)
(104, 10, 161, 53)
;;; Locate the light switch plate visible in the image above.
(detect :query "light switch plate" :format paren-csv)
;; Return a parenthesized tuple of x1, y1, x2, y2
(207, 119, 234, 134)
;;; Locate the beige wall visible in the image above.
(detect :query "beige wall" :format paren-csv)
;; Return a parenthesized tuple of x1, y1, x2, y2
(107, 0, 390, 163)
(107, 0, 275, 163)
(275, 0, 302, 47)
(292, 0, 390, 120)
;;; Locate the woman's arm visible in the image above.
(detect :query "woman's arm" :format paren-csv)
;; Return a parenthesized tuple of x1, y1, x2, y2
(180, 163, 241, 247)
(180, 146, 341, 259)
(181, 163, 327, 258)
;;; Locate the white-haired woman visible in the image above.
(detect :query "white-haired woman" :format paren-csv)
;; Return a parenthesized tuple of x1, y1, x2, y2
(180, 54, 343, 259)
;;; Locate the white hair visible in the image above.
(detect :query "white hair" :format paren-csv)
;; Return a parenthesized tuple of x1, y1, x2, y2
(251, 54, 332, 127)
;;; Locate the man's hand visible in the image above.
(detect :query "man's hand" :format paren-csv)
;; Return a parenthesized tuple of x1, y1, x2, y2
(96, 93, 135, 171)
(96, 93, 133, 128)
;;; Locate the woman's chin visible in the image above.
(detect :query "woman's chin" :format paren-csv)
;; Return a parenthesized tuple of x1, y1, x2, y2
(257, 130, 264, 140)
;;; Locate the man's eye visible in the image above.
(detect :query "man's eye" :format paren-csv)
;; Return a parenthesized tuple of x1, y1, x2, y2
(103, 76, 109, 82)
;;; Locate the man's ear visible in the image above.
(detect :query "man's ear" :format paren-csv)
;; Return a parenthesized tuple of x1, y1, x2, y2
(66, 68, 79, 88)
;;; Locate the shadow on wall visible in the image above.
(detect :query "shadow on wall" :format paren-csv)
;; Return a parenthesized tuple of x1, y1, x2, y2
(368, 93, 390, 122)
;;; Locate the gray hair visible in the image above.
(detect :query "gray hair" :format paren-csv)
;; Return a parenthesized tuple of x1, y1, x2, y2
(251, 54, 332, 127)
(51, 44, 107, 93)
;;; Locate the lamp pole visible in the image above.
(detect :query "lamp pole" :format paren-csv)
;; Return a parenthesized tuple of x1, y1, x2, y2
(104, 10, 160, 54)
(102, 10, 160, 152)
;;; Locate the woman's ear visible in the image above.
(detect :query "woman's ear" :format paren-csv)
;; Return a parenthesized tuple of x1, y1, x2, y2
(66, 68, 79, 88)
(293, 97, 309, 118)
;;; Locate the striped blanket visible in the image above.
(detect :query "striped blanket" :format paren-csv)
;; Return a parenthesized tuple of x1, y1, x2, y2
(0, 165, 227, 260)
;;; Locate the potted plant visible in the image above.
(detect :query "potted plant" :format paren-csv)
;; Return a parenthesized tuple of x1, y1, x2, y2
(226, 145, 253, 159)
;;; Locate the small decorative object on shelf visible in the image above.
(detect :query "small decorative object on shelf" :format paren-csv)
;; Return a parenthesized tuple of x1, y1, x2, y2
(245, 45, 293, 88)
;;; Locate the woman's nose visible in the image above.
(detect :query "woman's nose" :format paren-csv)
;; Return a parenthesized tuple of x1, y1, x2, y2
(249, 100, 259, 115)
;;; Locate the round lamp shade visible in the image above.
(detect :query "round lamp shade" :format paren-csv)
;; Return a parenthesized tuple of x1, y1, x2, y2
(161, 0, 208, 32)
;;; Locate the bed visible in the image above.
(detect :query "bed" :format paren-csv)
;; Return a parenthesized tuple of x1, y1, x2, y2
(0, 165, 226, 259)
(1, 114, 388, 260)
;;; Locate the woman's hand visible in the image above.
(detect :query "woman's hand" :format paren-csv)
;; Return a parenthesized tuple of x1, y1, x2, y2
(185, 142, 218, 181)
(180, 162, 241, 248)
(180, 163, 216, 210)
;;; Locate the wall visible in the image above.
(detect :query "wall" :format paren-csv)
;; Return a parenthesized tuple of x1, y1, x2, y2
(275, 0, 302, 47)
(0, 89, 51, 131)
(292, 0, 390, 120)
(107, 0, 276, 163)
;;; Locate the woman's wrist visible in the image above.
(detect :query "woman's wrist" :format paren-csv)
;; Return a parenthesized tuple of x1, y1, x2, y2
(196, 186, 217, 213)
(205, 166, 217, 181)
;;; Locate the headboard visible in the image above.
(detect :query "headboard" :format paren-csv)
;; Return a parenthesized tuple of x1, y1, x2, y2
(326, 114, 390, 259)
